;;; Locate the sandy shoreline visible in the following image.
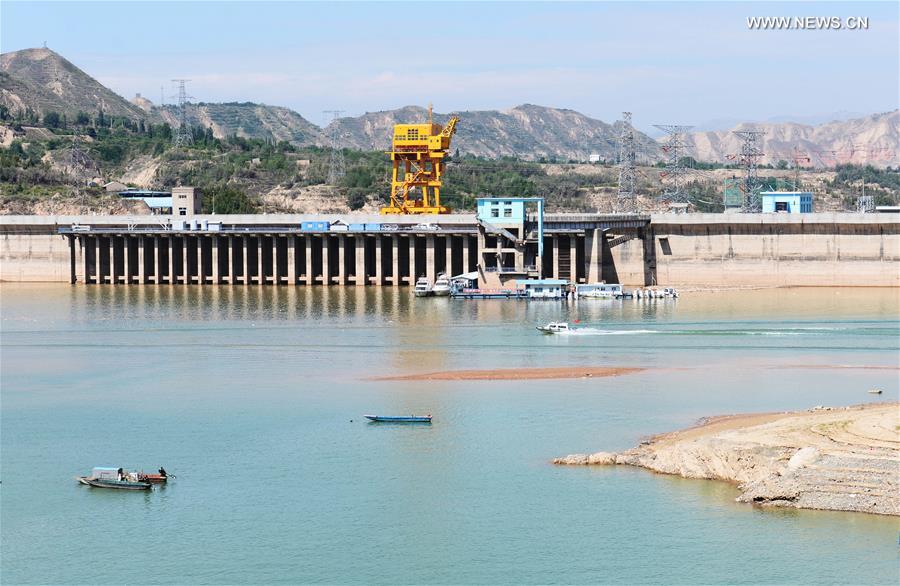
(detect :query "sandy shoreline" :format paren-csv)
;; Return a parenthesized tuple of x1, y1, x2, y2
(555, 402, 900, 516)
(369, 366, 644, 381)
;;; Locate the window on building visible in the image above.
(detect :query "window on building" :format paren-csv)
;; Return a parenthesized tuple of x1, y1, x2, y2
(491, 209, 499, 218)
(775, 202, 789, 212)
(503, 208, 512, 217)
(179, 208, 187, 216)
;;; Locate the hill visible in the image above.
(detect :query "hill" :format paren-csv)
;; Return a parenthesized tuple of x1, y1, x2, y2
(3, 47, 895, 167)
(680, 111, 899, 168)
(328, 104, 661, 162)
(0, 48, 154, 122)
(157, 102, 324, 146)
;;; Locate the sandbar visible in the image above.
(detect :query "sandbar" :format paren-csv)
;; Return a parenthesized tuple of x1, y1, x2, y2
(370, 366, 643, 381)
(554, 402, 900, 516)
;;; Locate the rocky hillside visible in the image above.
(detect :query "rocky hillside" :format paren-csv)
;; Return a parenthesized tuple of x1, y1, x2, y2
(1, 47, 896, 167)
(0, 48, 154, 121)
(156, 102, 325, 145)
(681, 111, 899, 168)
(328, 104, 661, 161)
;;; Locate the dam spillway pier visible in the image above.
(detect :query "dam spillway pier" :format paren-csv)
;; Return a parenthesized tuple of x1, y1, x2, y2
(2, 212, 898, 288)
(46, 213, 651, 287)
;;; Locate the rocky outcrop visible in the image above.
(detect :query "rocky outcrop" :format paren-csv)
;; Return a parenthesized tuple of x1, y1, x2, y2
(554, 403, 900, 516)
(679, 111, 899, 168)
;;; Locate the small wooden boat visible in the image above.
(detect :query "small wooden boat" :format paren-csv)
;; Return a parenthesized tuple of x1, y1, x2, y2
(364, 414, 432, 423)
(138, 467, 170, 483)
(138, 474, 167, 484)
(78, 477, 152, 490)
(76, 467, 153, 490)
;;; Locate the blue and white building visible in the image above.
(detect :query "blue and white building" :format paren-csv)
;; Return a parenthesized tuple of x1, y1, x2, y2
(761, 191, 813, 214)
(521, 279, 569, 299)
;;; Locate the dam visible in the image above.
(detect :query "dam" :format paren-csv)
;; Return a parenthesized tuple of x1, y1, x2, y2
(1, 213, 898, 287)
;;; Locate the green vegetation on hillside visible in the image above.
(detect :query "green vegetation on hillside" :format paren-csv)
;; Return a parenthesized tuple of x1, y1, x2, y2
(2, 111, 898, 214)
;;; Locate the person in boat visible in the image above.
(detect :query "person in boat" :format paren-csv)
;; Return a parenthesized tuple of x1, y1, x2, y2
(158, 467, 167, 478)
(117, 467, 124, 481)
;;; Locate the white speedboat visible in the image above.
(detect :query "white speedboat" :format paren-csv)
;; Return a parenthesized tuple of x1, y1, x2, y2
(414, 276, 433, 297)
(536, 321, 573, 334)
(432, 273, 451, 296)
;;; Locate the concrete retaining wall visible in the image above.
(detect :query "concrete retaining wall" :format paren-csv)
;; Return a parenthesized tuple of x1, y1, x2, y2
(1, 233, 72, 282)
(610, 214, 900, 287)
(2, 213, 898, 286)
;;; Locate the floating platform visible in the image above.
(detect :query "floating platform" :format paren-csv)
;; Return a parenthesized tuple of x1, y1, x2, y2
(452, 288, 528, 300)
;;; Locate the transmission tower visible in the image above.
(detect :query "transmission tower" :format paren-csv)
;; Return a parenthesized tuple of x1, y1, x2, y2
(733, 129, 766, 212)
(857, 195, 874, 213)
(653, 124, 693, 204)
(616, 112, 637, 212)
(790, 146, 810, 191)
(171, 79, 193, 147)
(323, 110, 346, 185)
(70, 134, 94, 211)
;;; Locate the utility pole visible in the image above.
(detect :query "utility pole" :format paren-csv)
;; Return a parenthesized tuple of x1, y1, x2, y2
(171, 79, 193, 147)
(733, 129, 766, 212)
(323, 110, 346, 185)
(653, 124, 693, 204)
(857, 180, 874, 213)
(617, 112, 637, 212)
(70, 134, 93, 212)
(791, 146, 810, 191)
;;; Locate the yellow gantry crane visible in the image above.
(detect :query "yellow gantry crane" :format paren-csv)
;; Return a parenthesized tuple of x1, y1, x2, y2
(380, 105, 459, 215)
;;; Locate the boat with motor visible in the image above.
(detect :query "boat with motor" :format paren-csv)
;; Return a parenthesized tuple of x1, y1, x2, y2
(536, 321, 574, 334)
(414, 276, 433, 297)
(364, 414, 433, 423)
(138, 467, 171, 483)
(432, 273, 451, 296)
(76, 467, 152, 490)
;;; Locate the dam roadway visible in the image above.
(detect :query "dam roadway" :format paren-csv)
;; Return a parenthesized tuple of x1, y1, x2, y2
(1, 213, 897, 287)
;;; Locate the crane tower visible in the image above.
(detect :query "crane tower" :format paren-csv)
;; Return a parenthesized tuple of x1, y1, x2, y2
(380, 106, 459, 215)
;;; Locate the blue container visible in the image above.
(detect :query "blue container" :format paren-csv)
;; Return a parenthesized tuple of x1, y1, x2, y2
(364, 223, 382, 231)
(348, 223, 366, 232)
(301, 221, 330, 232)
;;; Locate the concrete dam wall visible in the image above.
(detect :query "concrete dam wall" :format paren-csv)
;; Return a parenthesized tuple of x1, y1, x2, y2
(607, 214, 899, 287)
(1, 213, 897, 287)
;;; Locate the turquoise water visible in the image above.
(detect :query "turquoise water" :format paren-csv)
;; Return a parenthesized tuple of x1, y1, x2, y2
(2, 285, 898, 585)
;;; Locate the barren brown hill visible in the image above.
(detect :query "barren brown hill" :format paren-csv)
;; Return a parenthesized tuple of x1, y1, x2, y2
(0, 48, 155, 121)
(327, 104, 662, 162)
(679, 111, 899, 168)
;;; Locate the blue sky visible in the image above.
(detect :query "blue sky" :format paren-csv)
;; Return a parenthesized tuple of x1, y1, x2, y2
(2, 1, 897, 130)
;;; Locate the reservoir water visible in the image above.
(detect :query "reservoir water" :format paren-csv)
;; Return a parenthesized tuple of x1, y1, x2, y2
(2, 285, 898, 585)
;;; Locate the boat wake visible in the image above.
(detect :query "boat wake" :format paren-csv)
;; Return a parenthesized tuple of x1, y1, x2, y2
(566, 328, 658, 336)
(553, 326, 892, 337)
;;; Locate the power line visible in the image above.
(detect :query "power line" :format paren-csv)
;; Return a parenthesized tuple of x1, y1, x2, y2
(616, 112, 637, 212)
(653, 124, 693, 203)
(732, 129, 766, 212)
(323, 110, 346, 184)
(171, 79, 193, 147)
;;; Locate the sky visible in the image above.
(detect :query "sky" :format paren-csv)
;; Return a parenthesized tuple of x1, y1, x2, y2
(2, 1, 898, 131)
